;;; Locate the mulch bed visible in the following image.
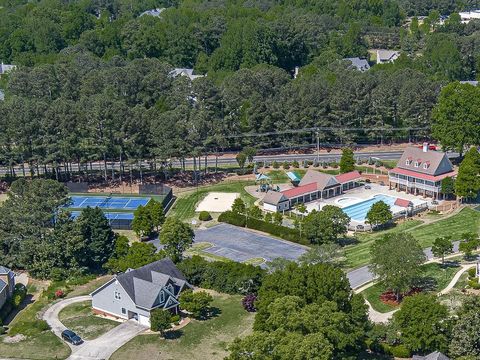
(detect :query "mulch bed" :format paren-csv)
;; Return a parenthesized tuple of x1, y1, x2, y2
(380, 287, 422, 306)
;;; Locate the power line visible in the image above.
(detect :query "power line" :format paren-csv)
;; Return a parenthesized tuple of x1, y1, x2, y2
(224, 127, 430, 139)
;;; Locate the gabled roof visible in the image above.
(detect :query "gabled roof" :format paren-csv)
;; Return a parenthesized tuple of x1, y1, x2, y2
(169, 68, 205, 81)
(335, 170, 361, 184)
(282, 182, 318, 198)
(139, 8, 165, 17)
(262, 191, 288, 205)
(376, 49, 400, 62)
(413, 351, 450, 360)
(93, 258, 189, 310)
(460, 80, 479, 86)
(299, 169, 339, 190)
(344, 57, 370, 72)
(397, 147, 454, 176)
(0, 266, 12, 275)
(0, 278, 6, 293)
(390, 167, 456, 182)
(394, 198, 412, 208)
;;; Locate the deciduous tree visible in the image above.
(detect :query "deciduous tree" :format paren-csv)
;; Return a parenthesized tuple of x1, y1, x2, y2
(160, 218, 194, 262)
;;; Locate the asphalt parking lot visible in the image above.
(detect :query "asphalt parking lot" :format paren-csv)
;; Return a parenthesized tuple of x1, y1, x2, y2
(194, 223, 308, 262)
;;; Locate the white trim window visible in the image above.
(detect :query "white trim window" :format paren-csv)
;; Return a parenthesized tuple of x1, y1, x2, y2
(160, 291, 165, 303)
(114, 291, 121, 300)
(414, 161, 419, 168)
(423, 163, 429, 169)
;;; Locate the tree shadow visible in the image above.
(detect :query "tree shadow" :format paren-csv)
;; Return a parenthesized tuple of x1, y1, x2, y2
(339, 237, 358, 246)
(3, 294, 35, 326)
(197, 307, 222, 321)
(414, 276, 438, 292)
(164, 329, 183, 340)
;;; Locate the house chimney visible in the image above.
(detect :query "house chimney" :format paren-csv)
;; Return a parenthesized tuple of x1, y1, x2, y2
(422, 142, 429, 152)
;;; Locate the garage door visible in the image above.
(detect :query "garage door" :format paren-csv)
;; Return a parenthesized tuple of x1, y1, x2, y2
(138, 314, 150, 327)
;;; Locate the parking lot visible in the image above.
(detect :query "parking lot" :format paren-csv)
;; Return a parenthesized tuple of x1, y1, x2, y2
(194, 223, 308, 263)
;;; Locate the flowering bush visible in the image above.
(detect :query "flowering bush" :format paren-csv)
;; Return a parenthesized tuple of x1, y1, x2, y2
(242, 294, 257, 312)
(54, 289, 65, 298)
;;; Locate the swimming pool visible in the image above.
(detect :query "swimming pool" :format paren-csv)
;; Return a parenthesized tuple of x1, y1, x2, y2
(341, 195, 397, 222)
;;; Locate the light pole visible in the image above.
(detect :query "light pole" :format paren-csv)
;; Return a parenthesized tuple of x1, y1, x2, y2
(316, 129, 320, 165)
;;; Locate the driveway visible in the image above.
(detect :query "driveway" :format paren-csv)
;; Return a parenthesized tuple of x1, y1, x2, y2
(43, 295, 147, 360)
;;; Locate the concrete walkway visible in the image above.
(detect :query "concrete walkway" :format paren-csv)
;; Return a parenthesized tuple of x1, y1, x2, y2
(438, 263, 475, 296)
(43, 295, 147, 360)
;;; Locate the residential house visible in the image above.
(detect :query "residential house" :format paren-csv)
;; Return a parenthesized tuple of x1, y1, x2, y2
(376, 50, 400, 64)
(412, 351, 450, 360)
(169, 68, 205, 81)
(0, 266, 15, 309)
(139, 8, 166, 17)
(459, 10, 480, 23)
(460, 80, 479, 86)
(262, 170, 361, 212)
(91, 258, 191, 327)
(0, 89, 4, 101)
(388, 143, 456, 199)
(344, 57, 370, 72)
(0, 63, 16, 76)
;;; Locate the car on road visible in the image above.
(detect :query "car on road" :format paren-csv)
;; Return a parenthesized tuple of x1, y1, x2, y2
(61, 329, 83, 345)
(364, 184, 371, 189)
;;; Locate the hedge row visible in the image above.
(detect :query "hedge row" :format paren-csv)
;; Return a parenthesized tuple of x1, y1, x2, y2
(218, 211, 309, 246)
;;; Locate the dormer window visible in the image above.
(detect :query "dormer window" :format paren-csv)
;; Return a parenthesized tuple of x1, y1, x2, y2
(114, 291, 121, 300)
(405, 160, 410, 165)
(423, 163, 428, 169)
(414, 161, 419, 168)
(167, 284, 174, 293)
(160, 291, 165, 303)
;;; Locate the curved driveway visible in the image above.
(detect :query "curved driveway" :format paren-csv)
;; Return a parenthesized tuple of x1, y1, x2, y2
(43, 295, 147, 360)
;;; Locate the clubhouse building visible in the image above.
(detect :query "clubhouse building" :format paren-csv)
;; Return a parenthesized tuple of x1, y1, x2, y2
(262, 169, 361, 212)
(388, 144, 456, 200)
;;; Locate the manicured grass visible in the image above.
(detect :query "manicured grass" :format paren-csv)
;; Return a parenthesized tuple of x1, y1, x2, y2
(362, 263, 461, 313)
(66, 275, 113, 298)
(59, 301, 118, 340)
(112, 292, 254, 360)
(114, 229, 138, 243)
(407, 207, 480, 248)
(0, 193, 6, 203)
(170, 181, 256, 221)
(345, 220, 423, 269)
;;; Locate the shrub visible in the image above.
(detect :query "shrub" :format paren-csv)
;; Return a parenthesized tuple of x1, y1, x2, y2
(55, 290, 65, 299)
(468, 267, 477, 279)
(468, 279, 480, 289)
(272, 161, 279, 169)
(150, 309, 172, 334)
(218, 211, 246, 227)
(198, 211, 212, 221)
(11, 284, 27, 308)
(375, 160, 383, 167)
(170, 314, 181, 324)
(292, 160, 299, 168)
(242, 294, 257, 312)
(283, 161, 290, 169)
(389, 344, 411, 358)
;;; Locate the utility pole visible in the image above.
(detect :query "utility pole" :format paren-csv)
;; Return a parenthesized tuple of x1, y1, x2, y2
(316, 129, 320, 164)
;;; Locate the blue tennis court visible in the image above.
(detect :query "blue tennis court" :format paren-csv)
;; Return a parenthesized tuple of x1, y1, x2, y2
(69, 196, 150, 210)
(70, 211, 134, 220)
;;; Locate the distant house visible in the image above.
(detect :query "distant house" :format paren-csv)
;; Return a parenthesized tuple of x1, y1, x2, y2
(460, 80, 479, 86)
(139, 8, 166, 17)
(169, 68, 205, 81)
(262, 169, 362, 212)
(344, 57, 370, 72)
(412, 351, 450, 360)
(0, 63, 16, 76)
(0, 89, 4, 101)
(91, 258, 191, 327)
(459, 10, 480, 23)
(376, 50, 400, 64)
(0, 266, 15, 309)
(388, 143, 456, 199)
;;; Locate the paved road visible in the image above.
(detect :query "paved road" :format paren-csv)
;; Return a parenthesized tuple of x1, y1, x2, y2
(43, 295, 147, 360)
(347, 241, 462, 289)
(1, 150, 459, 176)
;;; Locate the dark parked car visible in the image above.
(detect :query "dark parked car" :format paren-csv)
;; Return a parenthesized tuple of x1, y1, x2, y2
(364, 185, 371, 189)
(61, 329, 83, 345)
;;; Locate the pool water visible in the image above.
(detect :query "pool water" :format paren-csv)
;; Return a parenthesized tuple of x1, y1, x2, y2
(341, 195, 397, 222)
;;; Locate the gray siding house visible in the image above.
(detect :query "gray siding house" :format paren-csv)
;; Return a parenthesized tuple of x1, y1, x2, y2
(91, 258, 191, 327)
(0, 266, 15, 309)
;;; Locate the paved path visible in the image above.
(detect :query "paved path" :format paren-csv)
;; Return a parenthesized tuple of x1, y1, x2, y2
(438, 263, 475, 296)
(43, 295, 147, 360)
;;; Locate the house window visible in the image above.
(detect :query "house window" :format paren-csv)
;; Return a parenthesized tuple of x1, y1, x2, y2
(160, 291, 165, 303)
(414, 161, 419, 168)
(114, 291, 121, 300)
(423, 163, 428, 169)
(405, 160, 410, 165)
(121, 308, 126, 314)
(167, 284, 174, 293)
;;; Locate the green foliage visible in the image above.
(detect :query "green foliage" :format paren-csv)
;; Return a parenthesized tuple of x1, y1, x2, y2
(339, 148, 355, 173)
(393, 293, 449, 353)
(105, 241, 164, 273)
(366, 201, 393, 229)
(302, 205, 350, 244)
(11, 284, 27, 308)
(178, 256, 266, 295)
(198, 211, 212, 221)
(298, 243, 344, 266)
(450, 311, 480, 358)
(455, 148, 480, 199)
(459, 233, 480, 258)
(441, 176, 455, 196)
(150, 309, 172, 335)
(159, 217, 194, 263)
(218, 210, 307, 245)
(431, 236, 453, 264)
(231, 198, 246, 214)
(132, 199, 165, 237)
(273, 212, 283, 226)
(369, 233, 426, 301)
(246, 206, 262, 220)
(179, 290, 213, 318)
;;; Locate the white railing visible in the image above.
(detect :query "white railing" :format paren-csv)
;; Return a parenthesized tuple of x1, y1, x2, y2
(389, 177, 439, 192)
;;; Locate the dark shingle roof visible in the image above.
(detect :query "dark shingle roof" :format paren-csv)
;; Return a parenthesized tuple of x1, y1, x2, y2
(397, 146, 453, 176)
(413, 351, 450, 360)
(299, 169, 339, 190)
(262, 191, 288, 205)
(116, 258, 187, 309)
(0, 278, 6, 293)
(0, 266, 11, 275)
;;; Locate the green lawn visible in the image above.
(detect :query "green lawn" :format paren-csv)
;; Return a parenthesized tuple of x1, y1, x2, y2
(59, 301, 118, 340)
(407, 207, 480, 248)
(362, 263, 461, 313)
(345, 220, 423, 269)
(112, 292, 254, 360)
(169, 181, 256, 221)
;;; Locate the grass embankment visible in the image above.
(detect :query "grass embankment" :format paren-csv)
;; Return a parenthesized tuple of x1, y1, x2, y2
(346, 207, 480, 269)
(59, 301, 117, 340)
(170, 181, 256, 221)
(112, 292, 254, 360)
(363, 263, 461, 313)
